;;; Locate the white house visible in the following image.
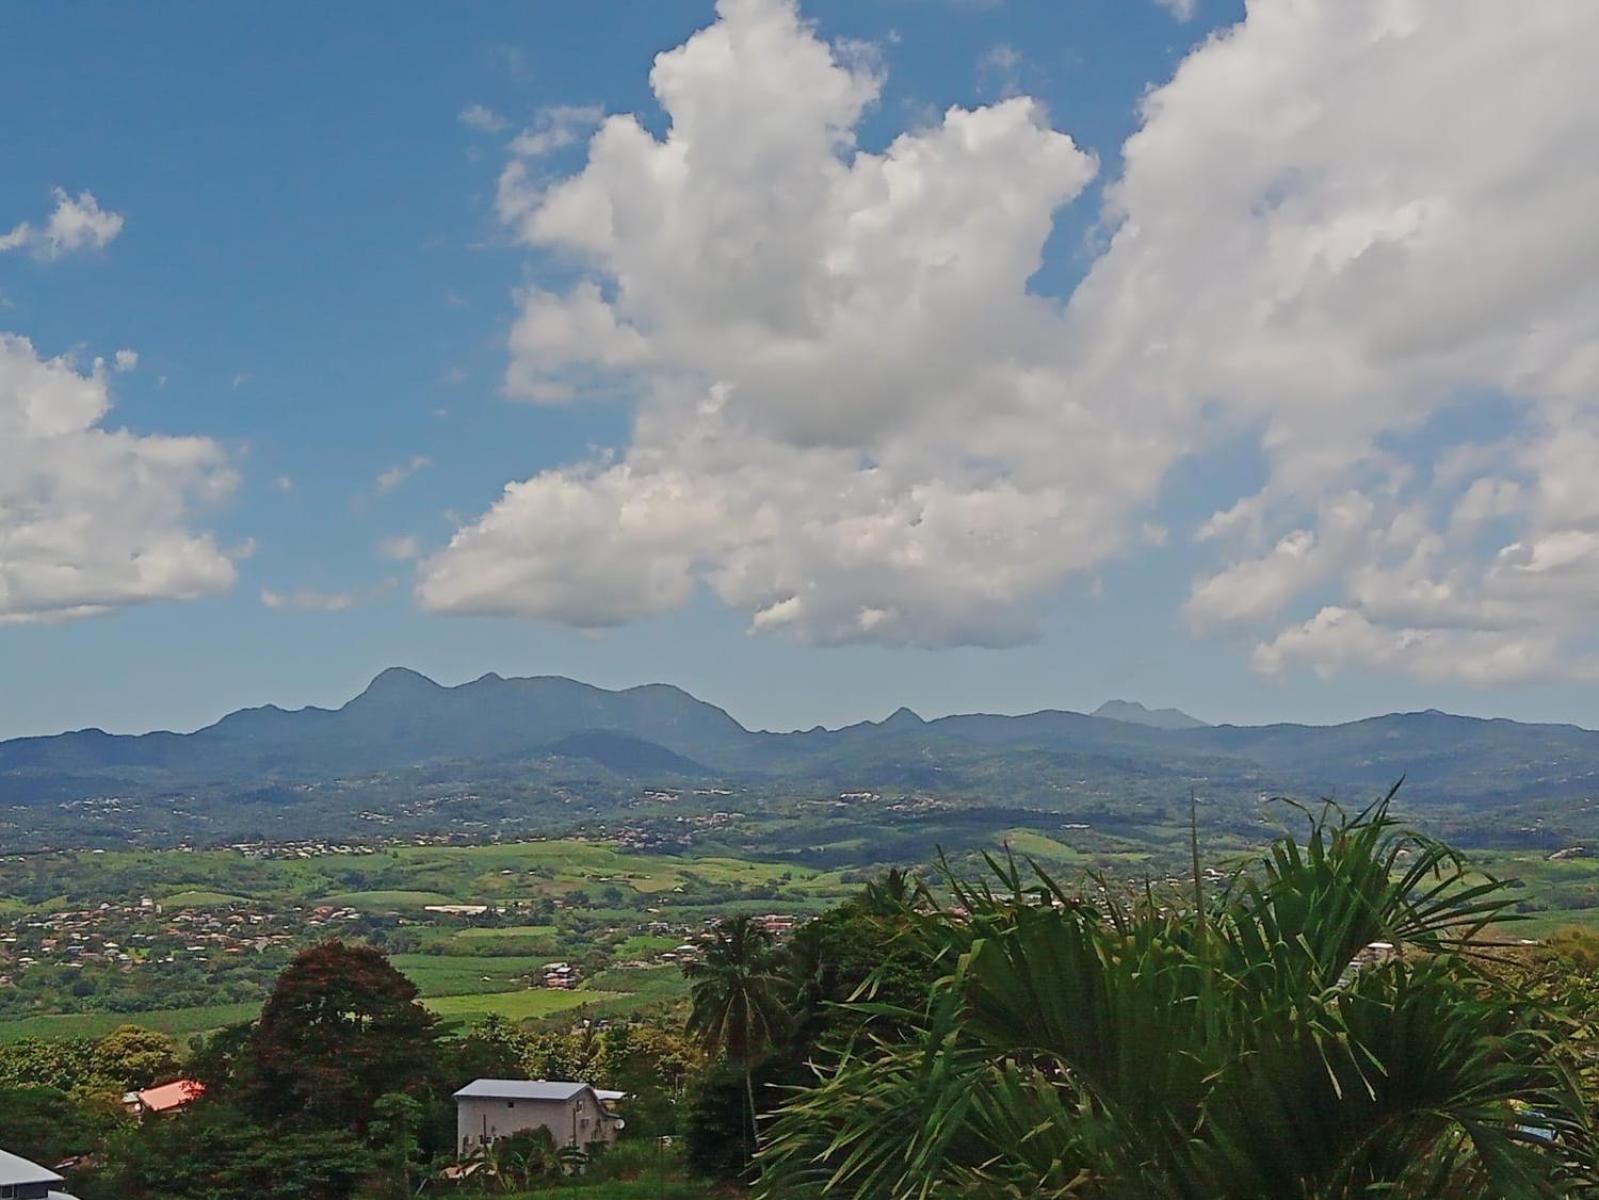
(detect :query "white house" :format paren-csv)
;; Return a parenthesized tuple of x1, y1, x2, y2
(453, 1079, 624, 1154)
(0, 1147, 79, 1200)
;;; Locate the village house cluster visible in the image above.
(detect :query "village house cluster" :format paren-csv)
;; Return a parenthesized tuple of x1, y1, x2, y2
(0, 900, 299, 1000)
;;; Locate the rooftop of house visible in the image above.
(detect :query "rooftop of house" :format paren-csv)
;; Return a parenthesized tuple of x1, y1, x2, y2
(0, 1146, 63, 1187)
(453, 1079, 592, 1102)
(132, 1079, 205, 1112)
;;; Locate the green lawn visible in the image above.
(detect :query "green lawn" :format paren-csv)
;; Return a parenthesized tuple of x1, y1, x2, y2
(454, 924, 560, 941)
(995, 829, 1094, 864)
(1499, 909, 1599, 940)
(315, 890, 459, 911)
(582, 966, 689, 1016)
(0, 838, 851, 914)
(0, 1001, 262, 1043)
(610, 935, 680, 959)
(161, 889, 250, 907)
(391, 954, 558, 996)
(424, 988, 622, 1023)
(0, 986, 627, 1043)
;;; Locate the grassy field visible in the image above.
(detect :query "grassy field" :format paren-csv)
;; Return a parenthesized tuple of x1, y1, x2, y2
(0, 984, 626, 1043)
(390, 953, 560, 996)
(316, 889, 459, 911)
(158, 889, 249, 907)
(0, 838, 842, 914)
(425, 988, 622, 1024)
(611, 934, 681, 959)
(581, 966, 690, 1017)
(0, 1001, 264, 1043)
(0, 835, 788, 1046)
(454, 924, 560, 942)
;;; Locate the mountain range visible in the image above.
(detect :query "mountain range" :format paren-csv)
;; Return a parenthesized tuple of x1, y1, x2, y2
(5, 668, 1599, 816)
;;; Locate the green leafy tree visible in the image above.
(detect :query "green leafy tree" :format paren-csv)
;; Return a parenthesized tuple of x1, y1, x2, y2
(92, 1025, 183, 1090)
(247, 940, 438, 1130)
(485, 1126, 559, 1191)
(685, 1062, 761, 1179)
(0, 1084, 125, 1165)
(186, 1021, 256, 1096)
(0, 1036, 98, 1091)
(780, 878, 937, 1058)
(445, 1012, 531, 1091)
(109, 1105, 374, 1200)
(683, 914, 788, 1171)
(758, 792, 1597, 1199)
(365, 1092, 424, 1199)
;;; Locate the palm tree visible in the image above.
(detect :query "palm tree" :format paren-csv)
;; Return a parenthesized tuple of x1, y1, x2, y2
(860, 867, 915, 915)
(757, 791, 1595, 1199)
(684, 913, 789, 1169)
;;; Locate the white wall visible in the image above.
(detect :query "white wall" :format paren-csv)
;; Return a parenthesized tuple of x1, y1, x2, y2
(456, 1090, 619, 1153)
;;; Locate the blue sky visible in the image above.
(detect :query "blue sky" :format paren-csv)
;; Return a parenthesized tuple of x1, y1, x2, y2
(5, 0, 1599, 740)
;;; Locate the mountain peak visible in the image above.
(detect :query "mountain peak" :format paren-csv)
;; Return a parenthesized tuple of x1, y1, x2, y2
(1092, 699, 1207, 731)
(357, 667, 442, 700)
(880, 706, 925, 730)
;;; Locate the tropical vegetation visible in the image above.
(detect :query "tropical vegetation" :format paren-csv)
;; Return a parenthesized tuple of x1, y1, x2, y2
(755, 796, 1598, 1197)
(10, 789, 1599, 1197)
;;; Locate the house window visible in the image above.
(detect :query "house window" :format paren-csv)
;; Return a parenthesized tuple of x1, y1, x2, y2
(507, 1100, 516, 1109)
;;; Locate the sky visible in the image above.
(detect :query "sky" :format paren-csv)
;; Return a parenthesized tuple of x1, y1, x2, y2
(5, 0, 1599, 740)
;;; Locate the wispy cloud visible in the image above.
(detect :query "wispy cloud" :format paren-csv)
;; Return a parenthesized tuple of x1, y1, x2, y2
(375, 455, 432, 493)
(377, 534, 421, 561)
(977, 43, 1024, 96)
(459, 104, 508, 133)
(261, 586, 359, 612)
(509, 105, 605, 158)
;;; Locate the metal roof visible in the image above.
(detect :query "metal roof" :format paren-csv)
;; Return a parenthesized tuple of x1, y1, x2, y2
(0, 1147, 64, 1187)
(136, 1079, 205, 1112)
(453, 1079, 591, 1101)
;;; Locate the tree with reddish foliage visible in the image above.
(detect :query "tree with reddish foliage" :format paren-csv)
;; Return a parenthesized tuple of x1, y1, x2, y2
(247, 940, 438, 1130)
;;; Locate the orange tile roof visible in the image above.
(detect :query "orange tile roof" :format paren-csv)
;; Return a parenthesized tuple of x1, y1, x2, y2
(137, 1079, 204, 1112)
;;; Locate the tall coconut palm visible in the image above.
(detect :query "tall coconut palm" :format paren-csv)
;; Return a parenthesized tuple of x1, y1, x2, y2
(685, 913, 789, 1168)
(757, 792, 1595, 1199)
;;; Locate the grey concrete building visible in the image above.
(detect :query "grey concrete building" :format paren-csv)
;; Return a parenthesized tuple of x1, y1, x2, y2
(0, 1148, 78, 1200)
(453, 1079, 624, 1155)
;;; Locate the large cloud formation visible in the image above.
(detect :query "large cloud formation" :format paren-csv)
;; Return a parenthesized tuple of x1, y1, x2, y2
(0, 335, 237, 623)
(422, 0, 1599, 681)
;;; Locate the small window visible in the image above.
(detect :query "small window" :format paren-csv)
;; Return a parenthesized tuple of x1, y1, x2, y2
(507, 1100, 516, 1109)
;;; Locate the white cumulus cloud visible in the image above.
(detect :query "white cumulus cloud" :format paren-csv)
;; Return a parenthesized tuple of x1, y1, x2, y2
(424, 0, 1599, 684)
(1, 189, 125, 260)
(423, 0, 1106, 645)
(1139, 1, 1599, 683)
(0, 333, 237, 623)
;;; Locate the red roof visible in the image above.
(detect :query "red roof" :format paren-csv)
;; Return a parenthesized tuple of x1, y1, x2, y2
(136, 1079, 204, 1113)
